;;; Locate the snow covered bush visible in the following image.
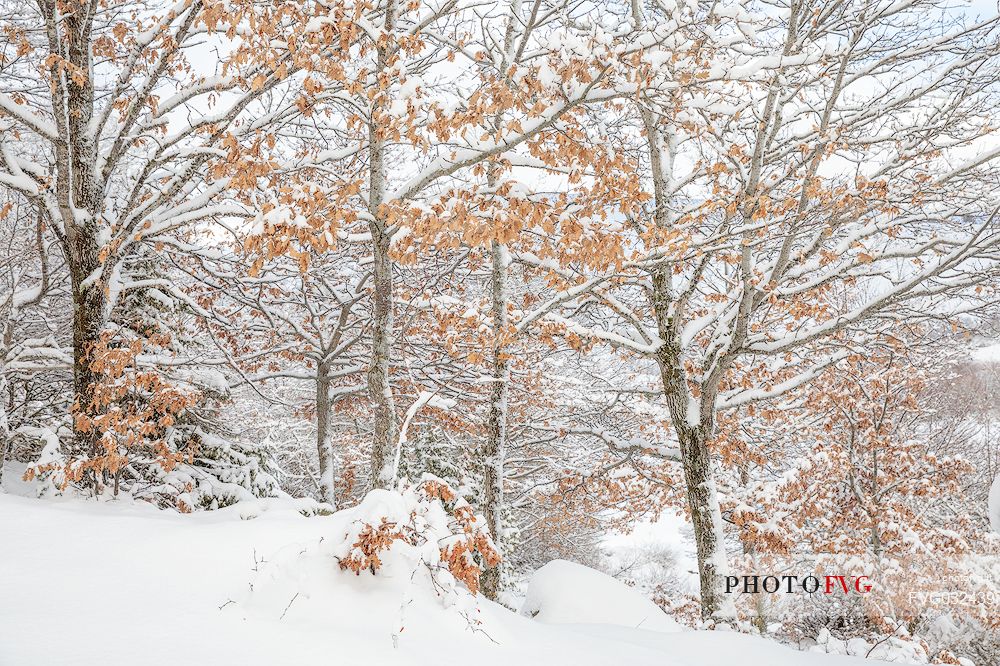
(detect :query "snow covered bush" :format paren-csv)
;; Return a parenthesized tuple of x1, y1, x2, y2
(335, 476, 499, 596)
(153, 431, 281, 511)
(808, 626, 930, 663)
(25, 424, 281, 511)
(396, 425, 479, 503)
(22, 333, 281, 511)
(25, 332, 199, 493)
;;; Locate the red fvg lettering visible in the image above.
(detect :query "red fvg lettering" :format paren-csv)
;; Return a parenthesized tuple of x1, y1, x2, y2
(822, 575, 871, 594)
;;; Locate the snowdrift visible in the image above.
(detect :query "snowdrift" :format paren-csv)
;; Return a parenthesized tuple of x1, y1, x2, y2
(0, 493, 895, 666)
(522, 559, 681, 633)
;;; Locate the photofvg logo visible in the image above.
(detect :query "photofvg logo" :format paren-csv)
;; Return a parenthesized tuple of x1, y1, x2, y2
(725, 575, 872, 595)
(720, 554, 1000, 616)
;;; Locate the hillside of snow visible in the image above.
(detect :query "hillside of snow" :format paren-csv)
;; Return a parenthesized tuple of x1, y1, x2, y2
(0, 494, 904, 666)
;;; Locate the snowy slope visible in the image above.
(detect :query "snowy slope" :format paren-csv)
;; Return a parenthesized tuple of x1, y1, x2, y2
(0, 494, 893, 666)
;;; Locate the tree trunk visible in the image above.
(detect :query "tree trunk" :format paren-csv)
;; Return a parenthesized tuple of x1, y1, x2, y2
(67, 241, 106, 462)
(46, 0, 105, 465)
(316, 361, 336, 506)
(738, 464, 767, 632)
(0, 396, 8, 488)
(365, 9, 399, 488)
(655, 365, 734, 622)
(366, 227, 397, 490)
(642, 104, 734, 621)
(674, 418, 733, 620)
(651, 264, 734, 621)
(481, 239, 510, 600)
(1, 327, 11, 489)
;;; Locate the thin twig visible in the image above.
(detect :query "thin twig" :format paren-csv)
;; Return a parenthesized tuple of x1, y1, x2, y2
(279, 592, 300, 620)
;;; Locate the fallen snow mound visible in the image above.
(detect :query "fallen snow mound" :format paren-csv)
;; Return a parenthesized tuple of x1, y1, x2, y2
(522, 559, 681, 633)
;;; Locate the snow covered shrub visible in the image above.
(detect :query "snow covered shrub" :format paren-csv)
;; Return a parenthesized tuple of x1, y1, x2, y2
(239, 408, 323, 499)
(713, 351, 1000, 662)
(808, 625, 931, 663)
(912, 612, 1000, 666)
(335, 476, 499, 595)
(24, 332, 280, 510)
(519, 478, 618, 571)
(397, 425, 479, 501)
(754, 551, 1000, 664)
(26, 332, 199, 493)
(739, 547, 1000, 664)
(153, 430, 281, 511)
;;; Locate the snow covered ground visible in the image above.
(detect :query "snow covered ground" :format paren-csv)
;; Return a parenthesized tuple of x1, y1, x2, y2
(0, 493, 895, 666)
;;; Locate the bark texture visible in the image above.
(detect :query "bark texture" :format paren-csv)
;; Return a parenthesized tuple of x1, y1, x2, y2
(481, 239, 510, 600)
(316, 361, 336, 505)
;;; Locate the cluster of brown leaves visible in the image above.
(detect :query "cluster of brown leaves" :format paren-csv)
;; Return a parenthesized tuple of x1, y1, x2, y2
(337, 478, 500, 595)
(27, 332, 198, 491)
(339, 518, 412, 574)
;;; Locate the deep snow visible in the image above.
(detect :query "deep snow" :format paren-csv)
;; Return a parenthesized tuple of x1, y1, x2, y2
(0, 493, 894, 666)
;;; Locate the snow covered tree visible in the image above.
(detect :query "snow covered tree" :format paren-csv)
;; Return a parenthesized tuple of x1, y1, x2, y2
(0, 0, 316, 483)
(243, 0, 670, 497)
(506, 0, 1000, 619)
(190, 245, 369, 507)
